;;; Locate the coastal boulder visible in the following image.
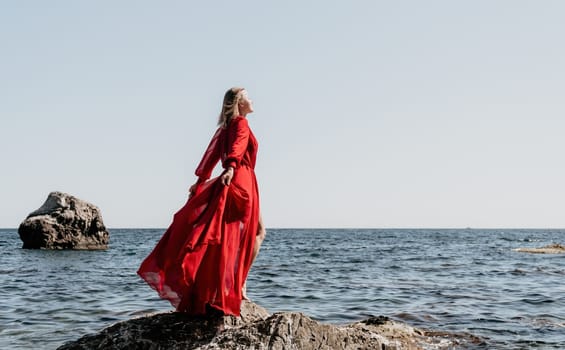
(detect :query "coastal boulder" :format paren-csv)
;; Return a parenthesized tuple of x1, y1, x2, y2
(18, 191, 109, 250)
(57, 301, 482, 349)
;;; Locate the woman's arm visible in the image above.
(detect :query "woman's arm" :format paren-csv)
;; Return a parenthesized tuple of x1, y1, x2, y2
(189, 127, 224, 196)
(222, 117, 250, 170)
(220, 117, 249, 186)
(194, 127, 223, 182)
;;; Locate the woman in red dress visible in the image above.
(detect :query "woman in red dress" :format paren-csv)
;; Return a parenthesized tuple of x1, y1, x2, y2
(137, 87, 266, 316)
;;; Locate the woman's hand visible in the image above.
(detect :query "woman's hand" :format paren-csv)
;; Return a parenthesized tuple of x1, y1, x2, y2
(188, 182, 199, 198)
(221, 167, 235, 186)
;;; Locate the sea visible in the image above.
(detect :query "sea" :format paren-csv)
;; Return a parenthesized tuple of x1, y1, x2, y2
(1, 228, 564, 349)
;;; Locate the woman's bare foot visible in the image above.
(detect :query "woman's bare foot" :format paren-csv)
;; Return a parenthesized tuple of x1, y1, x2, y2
(242, 282, 250, 300)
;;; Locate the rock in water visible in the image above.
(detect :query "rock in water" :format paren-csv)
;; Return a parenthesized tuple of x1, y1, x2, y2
(18, 191, 109, 250)
(514, 243, 565, 254)
(57, 301, 483, 349)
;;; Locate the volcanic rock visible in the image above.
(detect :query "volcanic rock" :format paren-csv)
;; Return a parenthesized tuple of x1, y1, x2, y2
(18, 191, 109, 249)
(57, 301, 482, 349)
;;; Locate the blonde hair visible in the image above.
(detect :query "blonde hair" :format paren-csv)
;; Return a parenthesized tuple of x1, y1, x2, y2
(218, 87, 245, 128)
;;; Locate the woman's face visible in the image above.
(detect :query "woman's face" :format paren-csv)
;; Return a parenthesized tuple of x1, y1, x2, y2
(238, 90, 254, 115)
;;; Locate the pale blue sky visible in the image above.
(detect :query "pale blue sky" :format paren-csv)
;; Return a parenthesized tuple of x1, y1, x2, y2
(1, 1, 564, 228)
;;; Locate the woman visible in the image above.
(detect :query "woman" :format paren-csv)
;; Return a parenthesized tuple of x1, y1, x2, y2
(137, 87, 266, 317)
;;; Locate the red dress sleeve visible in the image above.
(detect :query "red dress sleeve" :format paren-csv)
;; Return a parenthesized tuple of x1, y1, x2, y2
(222, 117, 249, 169)
(194, 127, 223, 183)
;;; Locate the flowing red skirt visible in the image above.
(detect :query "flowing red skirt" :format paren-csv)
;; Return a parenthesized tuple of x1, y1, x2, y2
(137, 166, 259, 316)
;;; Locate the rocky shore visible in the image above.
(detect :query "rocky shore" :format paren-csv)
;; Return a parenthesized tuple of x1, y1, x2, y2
(57, 301, 482, 350)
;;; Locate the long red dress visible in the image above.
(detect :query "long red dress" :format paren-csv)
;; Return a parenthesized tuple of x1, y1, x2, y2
(137, 116, 259, 316)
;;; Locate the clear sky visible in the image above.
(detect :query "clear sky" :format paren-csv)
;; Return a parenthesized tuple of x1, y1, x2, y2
(1, 1, 564, 228)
